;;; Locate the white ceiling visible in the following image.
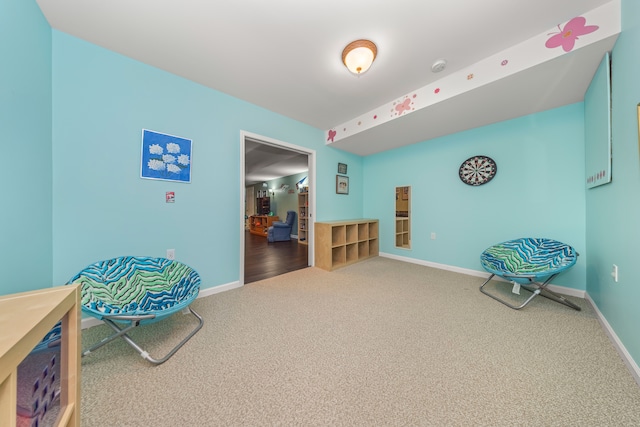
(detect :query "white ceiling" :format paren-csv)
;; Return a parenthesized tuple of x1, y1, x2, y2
(245, 138, 308, 186)
(36, 0, 616, 161)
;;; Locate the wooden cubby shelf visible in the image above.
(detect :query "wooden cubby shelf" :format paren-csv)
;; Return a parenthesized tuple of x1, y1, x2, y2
(0, 285, 81, 427)
(395, 217, 410, 248)
(315, 219, 379, 271)
(249, 215, 279, 238)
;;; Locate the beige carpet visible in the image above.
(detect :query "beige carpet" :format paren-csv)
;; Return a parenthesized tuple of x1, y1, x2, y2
(79, 257, 640, 426)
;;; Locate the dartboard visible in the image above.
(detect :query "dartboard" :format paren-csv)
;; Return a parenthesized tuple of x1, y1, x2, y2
(458, 155, 497, 186)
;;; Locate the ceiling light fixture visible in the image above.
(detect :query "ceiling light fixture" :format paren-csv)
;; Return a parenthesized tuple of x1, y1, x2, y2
(342, 39, 377, 75)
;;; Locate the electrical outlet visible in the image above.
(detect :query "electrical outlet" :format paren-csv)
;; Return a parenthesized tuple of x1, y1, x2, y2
(611, 264, 618, 282)
(430, 232, 436, 240)
(167, 249, 175, 260)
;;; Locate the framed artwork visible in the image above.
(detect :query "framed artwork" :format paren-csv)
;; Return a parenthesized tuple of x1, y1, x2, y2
(141, 129, 192, 183)
(585, 53, 612, 189)
(338, 163, 348, 175)
(336, 175, 349, 194)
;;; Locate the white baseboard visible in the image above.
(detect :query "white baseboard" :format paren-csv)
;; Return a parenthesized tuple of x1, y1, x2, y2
(198, 280, 241, 298)
(80, 280, 242, 330)
(585, 293, 640, 386)
(379, 251, 639, 386)
(381, 252, 489, 278)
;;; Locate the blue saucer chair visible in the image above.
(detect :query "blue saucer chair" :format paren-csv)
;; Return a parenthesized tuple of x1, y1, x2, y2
(69, 256, 204, 364)
(480, 237, 580, 311)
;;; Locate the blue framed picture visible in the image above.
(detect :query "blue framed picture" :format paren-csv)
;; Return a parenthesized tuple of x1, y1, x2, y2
(141, 129, 192, 183)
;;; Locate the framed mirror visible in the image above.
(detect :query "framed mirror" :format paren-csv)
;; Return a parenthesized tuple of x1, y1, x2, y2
(395, 186, 411, 249)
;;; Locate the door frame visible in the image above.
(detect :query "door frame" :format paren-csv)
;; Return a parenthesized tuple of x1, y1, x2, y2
(239, 130, 316, 286)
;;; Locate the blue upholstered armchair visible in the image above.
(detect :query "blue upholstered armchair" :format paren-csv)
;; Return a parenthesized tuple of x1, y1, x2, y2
(267, 210, 296, 242)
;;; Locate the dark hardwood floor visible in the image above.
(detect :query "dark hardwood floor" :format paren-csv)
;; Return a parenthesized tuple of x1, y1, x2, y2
(244, 230, 309, 284)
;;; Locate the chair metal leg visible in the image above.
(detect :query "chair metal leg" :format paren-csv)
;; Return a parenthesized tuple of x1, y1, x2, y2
(536, 286, 582, 311)
(82, 307, 204, 364)
(480, 274, 536, 310)
(480, 274, 580, 311)
(82, 321, 141, 357)
(122, 307, 204, 365)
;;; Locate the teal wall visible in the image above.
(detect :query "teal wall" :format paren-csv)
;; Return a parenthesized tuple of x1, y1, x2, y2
(363, 103, 586, 289)
(586, 0, 640, 367)
(0, 0, 52, 294)
(50, 31, 362, 290)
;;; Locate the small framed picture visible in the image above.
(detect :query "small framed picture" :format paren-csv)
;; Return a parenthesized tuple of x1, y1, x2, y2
(338, 163, 348, 175)
(336, 175, 349, 195)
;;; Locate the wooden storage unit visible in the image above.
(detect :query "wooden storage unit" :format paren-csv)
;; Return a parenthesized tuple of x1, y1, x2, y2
(257, 197, 271, 215)
(249, 215, 279, 237)
(0, 285, 81, 427)
(315, 219, 379, 271)
(297, 191, 309, 245)
(395, 217, 410, 248)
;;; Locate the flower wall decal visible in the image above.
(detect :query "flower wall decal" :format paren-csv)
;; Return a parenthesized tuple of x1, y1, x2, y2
(545, 16, 599, 52)
(394, 98, 413, 115)
(141, 129, 192, 183)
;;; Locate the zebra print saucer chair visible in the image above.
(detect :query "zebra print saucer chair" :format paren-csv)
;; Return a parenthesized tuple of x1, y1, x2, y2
(479, 238, 580, 311)
(68, 256, 204, 364)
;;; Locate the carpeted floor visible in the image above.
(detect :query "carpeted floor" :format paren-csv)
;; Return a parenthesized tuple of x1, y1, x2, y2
(79, 257, 640, 426)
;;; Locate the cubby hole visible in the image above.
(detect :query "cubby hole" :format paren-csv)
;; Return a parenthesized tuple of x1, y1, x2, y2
(369, 222, 379, 239)
(358, 240, 369, 257)
(369, 238, 379, 256)
(346, 224, 358, 244)
(346, 243, 358, 263)
(332, 226, 346, 246)
(332, 246, 345, 267)
(358, 223, 368, 240)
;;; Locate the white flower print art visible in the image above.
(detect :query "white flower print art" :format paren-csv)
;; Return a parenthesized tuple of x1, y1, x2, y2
(141, 129, 192, 183)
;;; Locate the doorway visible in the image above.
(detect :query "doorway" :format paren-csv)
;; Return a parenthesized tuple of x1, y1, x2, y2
(239, 131, 316, 285)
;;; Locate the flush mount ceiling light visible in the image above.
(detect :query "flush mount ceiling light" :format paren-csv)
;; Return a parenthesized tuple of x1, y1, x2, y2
(431, 59, 447, 73)
(342, 39, 377, 75)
